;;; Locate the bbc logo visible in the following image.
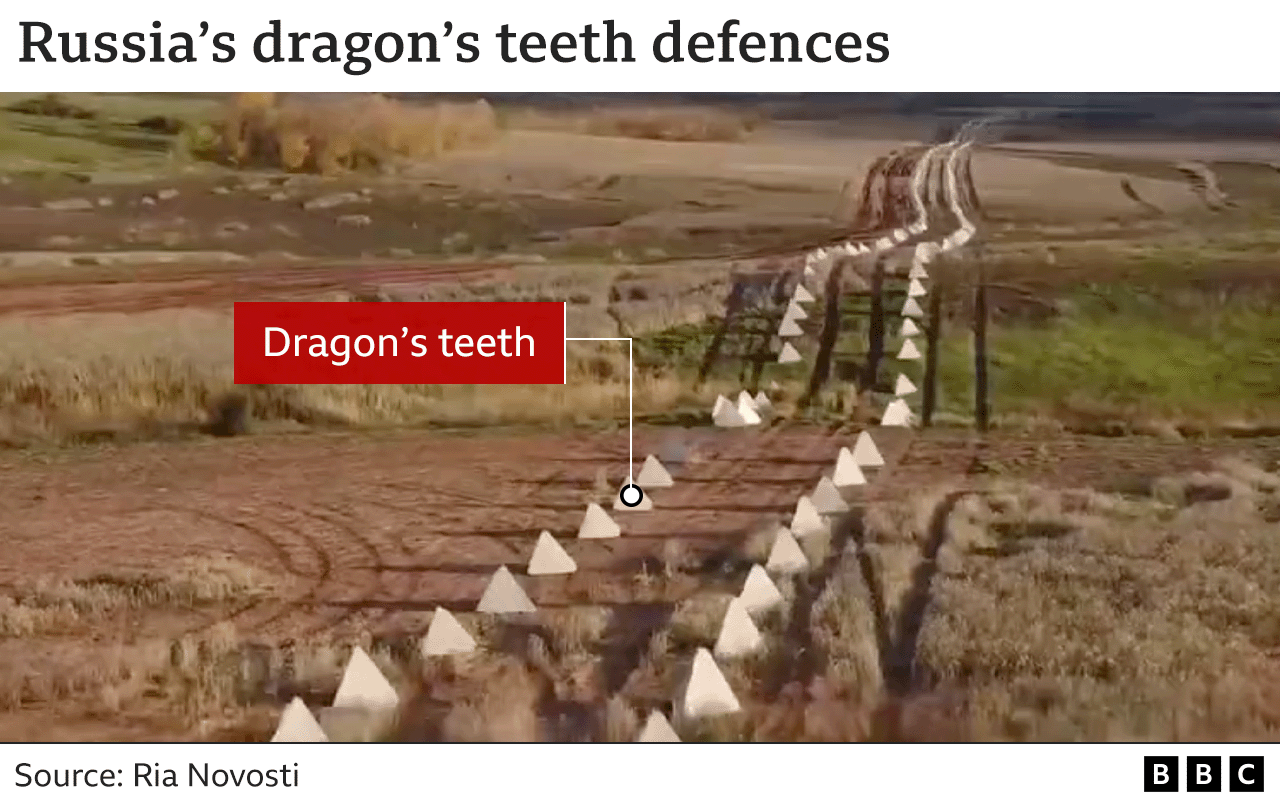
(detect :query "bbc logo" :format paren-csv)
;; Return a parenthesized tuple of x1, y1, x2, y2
(1144, 756, 1265, 792)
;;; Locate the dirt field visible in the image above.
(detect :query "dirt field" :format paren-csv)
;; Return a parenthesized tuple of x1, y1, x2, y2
(3, 93, 1280, 741)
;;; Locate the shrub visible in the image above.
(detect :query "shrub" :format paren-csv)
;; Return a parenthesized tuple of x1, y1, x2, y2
(183, 93, 501, 174)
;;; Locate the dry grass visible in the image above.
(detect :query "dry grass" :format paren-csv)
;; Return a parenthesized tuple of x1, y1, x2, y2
(0, 555, 277, 639)
(0, 309, 704, 445)
(809, 546, 883, 708)
(183, 93, 500, 174)
(438, 657, 544, 741)
(509, 105, 763, 143)
(0, 260, 740, 445)
(911, 460, 1280, 740)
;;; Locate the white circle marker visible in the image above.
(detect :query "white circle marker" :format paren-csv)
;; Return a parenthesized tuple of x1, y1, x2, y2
(618, 483, 645, 508)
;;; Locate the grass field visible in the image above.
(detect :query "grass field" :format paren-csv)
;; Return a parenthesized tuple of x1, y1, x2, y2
(2, 92, 1280, 742)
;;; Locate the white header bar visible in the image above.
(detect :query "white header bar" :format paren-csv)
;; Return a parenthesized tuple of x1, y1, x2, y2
(1, 0, 1277, 91)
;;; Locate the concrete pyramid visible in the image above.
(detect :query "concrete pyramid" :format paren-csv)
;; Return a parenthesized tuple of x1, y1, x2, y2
(853, 431, 885, 467)
(909, 264, 929, 280)
(902, 297, 924, 318)
(803, 265, 816, 280)
(892, 227, 908, 242)
(778, 315, 803, 338)
(614, 487, 653, 511)
(421, 607, 478, 656)
(895, 373, 918, 396)
(881, 398, 913, 427)
(737, 390, 758, 414)
(477, 565, 538, 613)
(713, 598, 764, 658)
(785, 300, 808, 321)
(778, 342, 802, 364)
(528, 530, 577, 575)
(753, 391, 772, 415)
(832, 447, 867, 487)
(637, 454, 674, 488)
(875, 236, 893, 251)
(578, 502, 621, 539)
(737, 395, 762, 426)
(789, 495, 826, 536)
(793, 284, 815, 304)
(739, 564, 784, 614)
(898, 338, 922, 361)
(637, 710, 682, 742)
(713, 395, 748, 427)
(811, 476, 849, 515)
(332, 647, 400, 711)
(676, 648, 740, 720)
(271, 697, 329, 742)
(766, 527, 810, 574)
(907, 278, 928, 298)
(900, 317, 921, 338)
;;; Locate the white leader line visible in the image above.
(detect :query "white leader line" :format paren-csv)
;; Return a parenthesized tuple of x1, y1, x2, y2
(565, 337, 634, 485)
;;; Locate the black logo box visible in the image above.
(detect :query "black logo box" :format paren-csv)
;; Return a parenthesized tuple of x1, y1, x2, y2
(1144, 756, 1264, 793)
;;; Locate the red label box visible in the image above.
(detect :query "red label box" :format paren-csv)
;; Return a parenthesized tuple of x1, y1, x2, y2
(233, 301, 566, 384)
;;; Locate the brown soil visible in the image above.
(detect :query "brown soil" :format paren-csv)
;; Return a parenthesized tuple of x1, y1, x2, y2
(3, 426, 1273, 646)
(0, 259, 512, 316)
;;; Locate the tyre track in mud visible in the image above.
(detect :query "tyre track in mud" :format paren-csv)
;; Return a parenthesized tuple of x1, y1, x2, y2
(0, 259, 511, 317)
(155, 503, 334, 639)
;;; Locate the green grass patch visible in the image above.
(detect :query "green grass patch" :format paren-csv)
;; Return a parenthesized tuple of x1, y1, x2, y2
(935, 284, 1280, 429)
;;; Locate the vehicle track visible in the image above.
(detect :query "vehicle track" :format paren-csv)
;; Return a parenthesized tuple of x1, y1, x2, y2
(0, 259, 512, 317)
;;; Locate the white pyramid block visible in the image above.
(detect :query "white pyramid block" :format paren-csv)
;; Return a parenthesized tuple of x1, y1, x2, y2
(676, 648, 741, 720)
(792, 285, 815, 304)
(739, 564, 784, 614)
(712, 394, 730, 417)
(747, 394, 768, 419)
(637, 711, 681, 742)
(895, 373, 918, 396)
(902, 298, 924, 318)
(737, 397, 762, 425)
(875, 236, 894, 251)
(789, 495, 826, 536)
(713, 396, 748, 427)
(892, 228, 908, 242)
(528, 530, 578, 575)
(477, 565, 538, 613)
(832, 447, 867, 487)
(900, 318, 921, 338)
(737, 390, 758, 413)
(421, 607, 478, 656)
(803, 265, 816, 280)
(777, 342, 802, 364)
(614, 489, 653, 511)
(907, 279, 928, 298)
(777, 316, 803, 338)
(881, 398, 913, 427)
(332, 647, 400, 712)
(766, 527, 809, 574)
(713, 598, 764, 659)
(853, 432, 884, 467)
(811, 477, 849, 515)
(578, 502, 621, 539)
(784, 300, 808, 321)
(637, 455, 673, 488)
(909, 265, 929, 280)
(897, 338, 922, 361)
(271, 697, 329, 742)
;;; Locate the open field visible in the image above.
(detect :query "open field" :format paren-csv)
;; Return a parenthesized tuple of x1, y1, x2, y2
(2, 93, 1280, 741)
